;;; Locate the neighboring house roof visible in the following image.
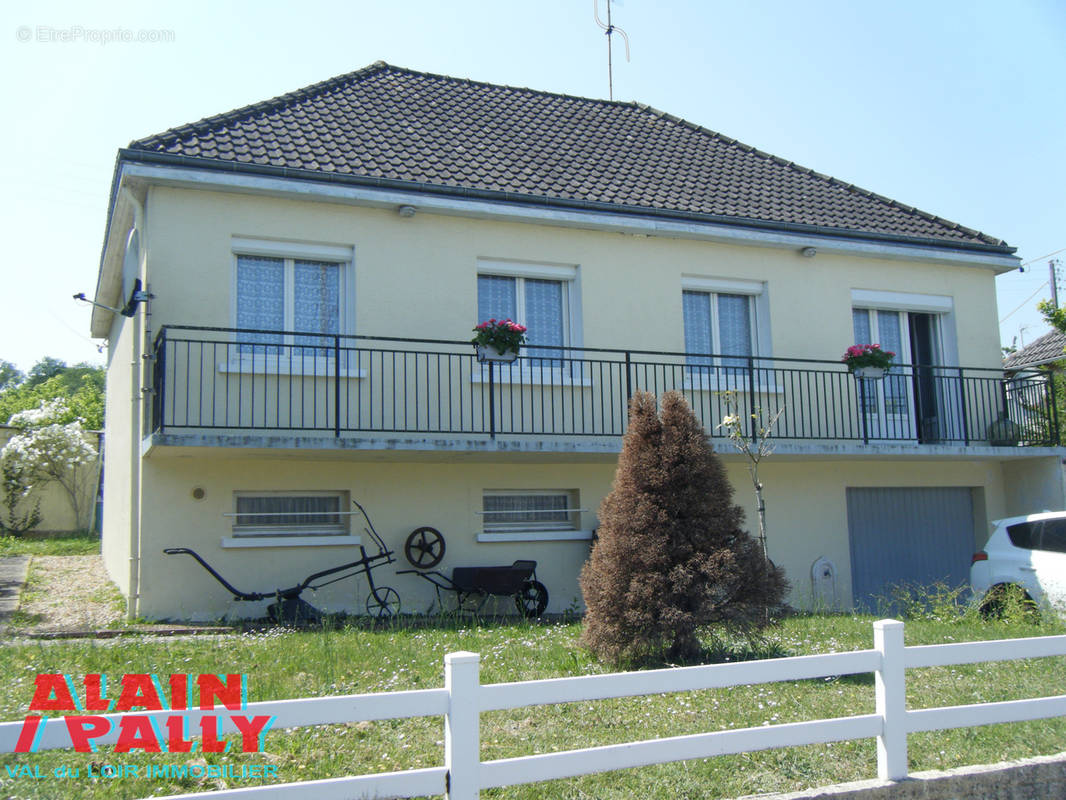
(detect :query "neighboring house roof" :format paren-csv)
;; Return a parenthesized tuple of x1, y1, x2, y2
(1003, 329, 1066, 370)
(124, 61, 1010, 253)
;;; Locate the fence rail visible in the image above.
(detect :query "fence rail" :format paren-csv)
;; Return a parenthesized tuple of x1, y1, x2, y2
(149, 326, 1058, 447)
(3, 621, 1064, 799)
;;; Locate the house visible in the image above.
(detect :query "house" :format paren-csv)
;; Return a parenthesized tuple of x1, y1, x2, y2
(1003, 329, 1066, 448)
(90, 62, 1065, 620)
(1004, 329, 1066, 371)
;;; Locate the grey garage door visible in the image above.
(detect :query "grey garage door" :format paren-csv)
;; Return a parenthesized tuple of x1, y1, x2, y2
(846, 487, 975, 611)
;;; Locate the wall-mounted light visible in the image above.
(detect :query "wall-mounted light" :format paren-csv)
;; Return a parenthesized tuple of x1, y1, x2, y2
(397, 205, 417, 218)
(800, 247, 817, 258)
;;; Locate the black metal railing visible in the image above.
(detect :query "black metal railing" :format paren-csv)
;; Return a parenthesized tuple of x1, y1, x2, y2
(149, 326, 1058, 447)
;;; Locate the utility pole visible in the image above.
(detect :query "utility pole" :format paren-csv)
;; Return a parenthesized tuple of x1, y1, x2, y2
(1051, 259, 1062, 310)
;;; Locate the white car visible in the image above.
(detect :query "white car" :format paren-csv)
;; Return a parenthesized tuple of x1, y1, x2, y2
(971, 511, 1066, 614)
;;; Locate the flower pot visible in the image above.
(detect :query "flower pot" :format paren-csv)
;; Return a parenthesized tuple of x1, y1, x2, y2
(851, 366, 885, 379)
(988, 416, 1020, 447)
(475, 344, 519, 363)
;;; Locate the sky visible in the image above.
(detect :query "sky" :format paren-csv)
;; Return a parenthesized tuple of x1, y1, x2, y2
(1, 0, 1064, 373)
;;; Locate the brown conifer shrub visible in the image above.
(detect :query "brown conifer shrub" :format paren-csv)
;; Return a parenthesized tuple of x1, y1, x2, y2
(579, 390, 788, 665)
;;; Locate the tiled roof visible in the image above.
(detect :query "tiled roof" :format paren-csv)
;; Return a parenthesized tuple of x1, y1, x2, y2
(1003, 329, 1066, 369)
(129, 62, 1008, 250)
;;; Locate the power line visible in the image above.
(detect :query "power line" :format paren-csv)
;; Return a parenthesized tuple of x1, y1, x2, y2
(999, 280, 1050, 323)
(1020, 247, 1066, 268)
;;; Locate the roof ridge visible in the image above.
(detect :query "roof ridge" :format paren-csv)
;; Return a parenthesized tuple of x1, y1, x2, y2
(374, 62, 641, 111)
(629, 102, 1004, 247)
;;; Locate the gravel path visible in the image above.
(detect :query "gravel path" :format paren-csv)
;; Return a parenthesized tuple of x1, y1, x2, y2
(14, 555, 125, 631)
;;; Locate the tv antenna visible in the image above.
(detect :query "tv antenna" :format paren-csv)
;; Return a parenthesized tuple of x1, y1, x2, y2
(593, 0, 630, 101)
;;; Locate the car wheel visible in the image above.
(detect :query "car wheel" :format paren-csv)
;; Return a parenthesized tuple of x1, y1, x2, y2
(979, 583, 1039, 622)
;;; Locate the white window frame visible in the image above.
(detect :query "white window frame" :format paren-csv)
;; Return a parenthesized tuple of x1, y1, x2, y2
(473, 259, 587, 387)
(850, 289, 958, 365)
(476, 489, 593, 542)
(221, 490, 363, 549)
(681, 275, 776, 392)
(224, 238, 362, 377)
(850, 290, 960, 443)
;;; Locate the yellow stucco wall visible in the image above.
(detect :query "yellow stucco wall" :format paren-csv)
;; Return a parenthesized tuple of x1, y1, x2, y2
(1000, 456, 1066, 518)
(131, 451, 1014, 621)
(142, 186, 1003, 369)
(95, 182, 1064, 620)
(100, 309, 136, 593)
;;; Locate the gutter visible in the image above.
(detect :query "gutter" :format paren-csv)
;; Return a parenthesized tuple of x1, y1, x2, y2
(120, 187, 145, 623)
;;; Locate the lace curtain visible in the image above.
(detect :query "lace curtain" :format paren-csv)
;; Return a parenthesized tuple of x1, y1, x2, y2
(234, 494, 343, 533)
(483, 493, 571, 530)
(476, 275, 565, 362)
(236, 256, 341, 354)
(683, 291, 752, 372)
(294, 260, 340, 351)
(237, 256, 285, 351)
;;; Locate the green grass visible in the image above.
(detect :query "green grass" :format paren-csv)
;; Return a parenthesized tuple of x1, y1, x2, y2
(0, 611, 1063, 799)
(0, 532, 101, 557)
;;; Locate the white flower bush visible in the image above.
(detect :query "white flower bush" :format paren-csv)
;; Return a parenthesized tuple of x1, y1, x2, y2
(2, 398, 99, 533)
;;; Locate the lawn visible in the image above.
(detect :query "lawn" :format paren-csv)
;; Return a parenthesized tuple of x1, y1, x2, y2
(0, 532, 101, 557)
(0, 609, 1064, 800)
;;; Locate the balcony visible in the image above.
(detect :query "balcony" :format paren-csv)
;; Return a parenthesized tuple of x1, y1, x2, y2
(148, 326, 1059, 454)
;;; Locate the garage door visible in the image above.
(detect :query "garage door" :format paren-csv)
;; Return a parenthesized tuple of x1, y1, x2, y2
(846, 487, 975, 611)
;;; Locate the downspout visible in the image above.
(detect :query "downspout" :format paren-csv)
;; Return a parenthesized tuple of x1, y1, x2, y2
(121, 185, 146, 622)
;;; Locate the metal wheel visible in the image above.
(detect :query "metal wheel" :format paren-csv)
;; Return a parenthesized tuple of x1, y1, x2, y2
(366, 586, 401, 618)
(404, 527, 446, 569)
(515, 580, 548, 618)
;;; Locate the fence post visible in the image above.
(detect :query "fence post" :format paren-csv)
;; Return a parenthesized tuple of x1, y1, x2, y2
(747, 355, 757, 440)
(873, 619, 907, 781)
(333, 334, 341, 437)
(155, 328, 166, 434)
(445, 652, 481, 800)
(624, 350, 632, 403)
(1048, 373, 1060, 445)
(487, 363, 496, 440)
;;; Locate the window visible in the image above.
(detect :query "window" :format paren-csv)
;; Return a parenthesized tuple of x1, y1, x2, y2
(231, 491, 348, 537)
(1008, 519, 1066, 554)
(481, 490, 580, 533)
(680, 277, 767, 389)
(237, 256, 342, 352)
(683, 290, 754, 370)
(232, 239, 353, 355)
(852, 308, 908, 415)
(476, 261, 577, 364)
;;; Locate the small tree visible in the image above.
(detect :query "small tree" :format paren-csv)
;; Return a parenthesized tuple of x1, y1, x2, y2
(1, 399, 99, 532)
(580, 391, 787, 665)
(0, 455, 41, 537)
(716, 391, 784, 564)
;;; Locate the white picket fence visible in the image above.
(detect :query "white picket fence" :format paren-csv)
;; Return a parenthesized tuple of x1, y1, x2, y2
(2, 620, 1065, 800)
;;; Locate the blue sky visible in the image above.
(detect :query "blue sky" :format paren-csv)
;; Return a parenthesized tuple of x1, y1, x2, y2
(2, 0, 1063, 372)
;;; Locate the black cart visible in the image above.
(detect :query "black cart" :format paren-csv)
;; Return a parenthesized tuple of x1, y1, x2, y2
(398, 560, 548, 617)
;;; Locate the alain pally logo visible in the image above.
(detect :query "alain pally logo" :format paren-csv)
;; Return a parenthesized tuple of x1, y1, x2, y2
(15, 673, 276, 754)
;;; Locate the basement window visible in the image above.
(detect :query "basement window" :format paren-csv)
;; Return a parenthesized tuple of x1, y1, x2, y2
(230, 491, 349, 538)
(476, 490, 592, 542)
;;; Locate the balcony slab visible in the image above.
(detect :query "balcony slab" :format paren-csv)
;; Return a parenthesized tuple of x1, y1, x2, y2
(142, 431, 1064, 463)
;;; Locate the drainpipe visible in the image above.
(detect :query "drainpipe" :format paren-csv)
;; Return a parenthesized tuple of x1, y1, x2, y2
(121, 186, 146, 622)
